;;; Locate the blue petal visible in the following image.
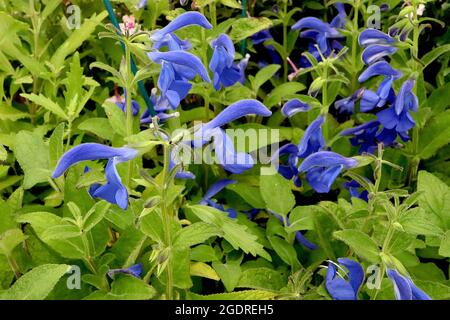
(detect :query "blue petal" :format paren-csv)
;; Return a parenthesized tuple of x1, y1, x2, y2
(394, 79, 415, 115)
(211, 128, 254, 174)
(201, 99, 272, 134)
(201, 179, 237, 202)
(151, 12, 212, 43)
(326, 263, 358, 300)
(52, 144, 138, 178)
(108, 263, 143, 278)
(341, 120, 380, 136)
(387, 269, 413, 300)
(362, 45, 397, 65)
(149, 51, 211, 82)
(358, 61, 402, 83)
(281, 99, 311, 117)
(299, 151, 358, 172)
(91, 158, 129, 209)
(297, 115, 326, 158)
(337, 258, 364, 293)
(306, 164, 343, 193)
(292, 17, 340, 37)
(295, 231, 318, 250)
(376, 107, 398, 129)
(359, 29, 395, 47)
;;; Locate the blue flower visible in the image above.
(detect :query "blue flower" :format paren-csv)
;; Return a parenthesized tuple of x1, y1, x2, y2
(377, 79, 418, 133)
(343, 180, 369, 202)
(293, 4, 345, 67)
(326, 258, 364, 300)
(209, 34, 246, 90)
(272, 115, 325, 187)
(194, 99, 272, 174)
(362, 44, 398, 65)
(341, 120, 381, 154)
(334, 88, 364, 115)
(358, 61, 402, 112)
(109, 93, 140, 116)
(137, 0, 147, 9)
(387, 269, 431, 300)
(297, 115, 326, 159)
(140, 88, 179, 124)
(281, 99, 311, 118)
(150, 12, 212, 51)
(108, 264, 143, 278)
(200, 179, 237, 218)
(273, 213, 318, 250)
(148, 50, 211, 109)
(299, 151, 358, 193)
(52, 143, 138, 209)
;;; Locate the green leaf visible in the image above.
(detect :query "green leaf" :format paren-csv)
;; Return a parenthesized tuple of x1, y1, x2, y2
(426, 83, 450, 115)
(0, 264, 70, 300)
(20, 93, 68, 120)
(0, 229, 26, 256)
(334, 229, 381, 263)
(237, 267, 287, 291)
(12, 130, 50, 189)
(268, 236, 300, 269)
(173, 222, 221, 248)
(188, 205, 271, 260)
(260, 167, 295, 216)
(190, 245, 219, 262)
(417, 171, 450, 228)
(83, 201, 111, 232)
(50, 11, 108, 71)
(254, 64, 281, 90)
(420, 44, 450, 71)
(85, 275, 156, 300)
(41, 224, 81, 241)
(439, 231, 450, 258)
(212, 262, 242, 292)
(49, 123, 65, 169)
(229, 17, 273, 42)
(264, 82, 306, 107)
(103, 101, 127, 137)
(227, 183, 265, 209)
(190, 262, 220, 281)
(220, 0, 241, 9)
(399, 208, 443, 237)
(0, 103, 29, 121)
(418, 110, 450, 159)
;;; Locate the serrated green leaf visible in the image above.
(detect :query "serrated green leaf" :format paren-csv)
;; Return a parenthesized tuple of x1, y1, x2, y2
(334, 229, 381, 263)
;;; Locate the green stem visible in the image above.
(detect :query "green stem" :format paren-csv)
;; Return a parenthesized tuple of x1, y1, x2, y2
(81, 233, 96, 274)
(125, 42, 134, 187)
(65, 121, 72, 152)
(351, 1, 359, 91)
(209, 2, 217, 29)
(282, 0, 289, 82)
(161, 143, 173, 300)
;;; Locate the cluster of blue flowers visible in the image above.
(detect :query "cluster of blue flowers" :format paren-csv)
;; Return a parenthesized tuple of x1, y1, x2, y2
(325, 258, 430, 300)
(339, 29, 419, 153)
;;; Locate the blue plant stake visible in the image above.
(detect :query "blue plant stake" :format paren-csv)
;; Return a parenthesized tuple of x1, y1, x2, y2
(102, 0, 156, 117)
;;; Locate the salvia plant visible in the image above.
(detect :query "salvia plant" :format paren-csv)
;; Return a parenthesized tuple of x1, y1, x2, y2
(0, 0, 448, 301)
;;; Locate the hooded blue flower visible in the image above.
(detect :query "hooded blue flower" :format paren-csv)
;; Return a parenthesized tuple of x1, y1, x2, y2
(293, 4, 346, 67)
(193, 99, 272, 174)
(281, 99, 311, 118)
(200, 179, 237, 218)
(272, 115, 325, 187)
(334, 88, 364, 115)
(108, 263, 143, 279)
(299, 151, 358, 193)
(326, 258, 364, 300)
(52, 143, 138, 209)
(148, 50, 211, 109)
(358, 61, 402, 111)
(112, 94, 140, 116)
(140, 88, 180, 124)
(273, 213, 317, 250)
(150, 12, 212, 51)
(209, 34, 247, 90)
(362, 45, 398, 65)
(359, 29, 397, 65)
(341, 120, 381, 154)
(297, 115, 326, 159)
(387, 269, 431, 300)
(377, 79, 418, 133)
